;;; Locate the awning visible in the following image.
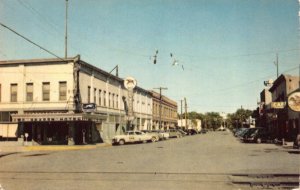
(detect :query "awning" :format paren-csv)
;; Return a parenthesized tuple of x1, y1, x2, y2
(11, 112, 108, 122)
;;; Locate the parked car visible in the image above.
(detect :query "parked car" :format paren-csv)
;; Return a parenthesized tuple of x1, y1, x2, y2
(177, 129, 187, 136)
(199, 129, 208, 134)
(156, 130, 170, 140)
(141, 130, 159, 142)
(186, 129, 197, 135)
(112, 131, 155, 145)
(242, 128, 272, 143)
(166, 129, 183, 138)
(234, 128, 248, 137)
(240, 128, 257, 141)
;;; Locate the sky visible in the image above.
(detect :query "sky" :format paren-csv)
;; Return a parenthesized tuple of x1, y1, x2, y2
(0, 0, 299, 114)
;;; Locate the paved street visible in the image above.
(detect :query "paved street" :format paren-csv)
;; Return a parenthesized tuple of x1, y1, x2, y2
(0, 131, 299, 190)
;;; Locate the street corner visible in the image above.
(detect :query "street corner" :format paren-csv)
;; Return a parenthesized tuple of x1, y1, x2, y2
(0, 146, 26, 153)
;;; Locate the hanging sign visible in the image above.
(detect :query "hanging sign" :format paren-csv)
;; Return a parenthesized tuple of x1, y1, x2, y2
(124, 77, 137, 90)
(82, 103, 96, 113)
(288, 91, 300, 112)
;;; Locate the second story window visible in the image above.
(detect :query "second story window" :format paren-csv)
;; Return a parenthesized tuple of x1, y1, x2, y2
(42, 82, 50, 101)
(116, 95, 119, 109)
(59, 82, 67, 101)
(26, 83, 33, 102)
(99, 90, 102, 106)
(103, 91, 106, 107)
(109, 92, 111, 107)
(94, 88, 97, 103)
(88, 86, 91, 103)
(112, 93, 115, 108)
(10, 84, 18, 102)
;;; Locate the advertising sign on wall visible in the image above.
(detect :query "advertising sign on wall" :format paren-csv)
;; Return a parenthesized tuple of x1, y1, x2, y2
(287, 91, 300, 112)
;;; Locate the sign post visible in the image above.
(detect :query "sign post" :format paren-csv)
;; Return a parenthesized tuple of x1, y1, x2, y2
(82, 129, 86, 144)
(24, 133, 29, 146)
(124, 77, 137, 131)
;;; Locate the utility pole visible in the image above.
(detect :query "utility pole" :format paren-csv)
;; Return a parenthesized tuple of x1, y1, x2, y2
(154, 87, 168, 129)
(184, 97, 187, 130)
(65, 0, 68, 58)
(180, 99, 183, 129)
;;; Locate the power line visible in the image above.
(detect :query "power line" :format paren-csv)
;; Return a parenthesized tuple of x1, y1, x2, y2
(12, 0, 84, 58)
(0, 22, 65, 61)
(16, 0, 62, 35)
(167, 64, 299, 99)
(177, 48, 299, 61)
(9, 0, 299, 63)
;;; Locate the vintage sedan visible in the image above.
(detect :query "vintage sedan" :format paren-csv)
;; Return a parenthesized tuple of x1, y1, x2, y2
(112, 131, 155, 145)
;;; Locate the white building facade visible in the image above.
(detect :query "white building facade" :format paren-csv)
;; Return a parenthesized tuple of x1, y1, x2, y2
(0, 56, 152, 144)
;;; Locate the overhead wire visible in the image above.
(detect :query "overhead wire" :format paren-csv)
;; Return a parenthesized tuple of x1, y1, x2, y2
(4, 0, 299, 65)
(0, 22, 65, 61)
(16, 0, 86, 56)
(16, 0, 62, 34)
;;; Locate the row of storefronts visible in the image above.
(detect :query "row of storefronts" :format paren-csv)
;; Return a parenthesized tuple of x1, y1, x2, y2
(257, 74, 300, 142)
(0, 56, 178, 145)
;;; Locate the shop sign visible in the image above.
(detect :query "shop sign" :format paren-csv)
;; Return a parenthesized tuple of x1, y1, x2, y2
(82, 103, 96, 113)
(124, 76, 137, 90)
(288, 91, 300, 112)
(271, 102, 286, 109)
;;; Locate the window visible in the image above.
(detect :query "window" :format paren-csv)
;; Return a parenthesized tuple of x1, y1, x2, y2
(99, 90, 102, 106)
(26, 83, 33, 102)
(87, 86, 91, 103)
(0, 111, 16, 122)
(59, 82, 67, 101)
(94, 88, 97, 103)
(112, 93, 115, 108)
(103, 91, 106, 106)
(10, 84, 18, 102)
(116, 95, 119, 109)
(109, 92, 111, 107)
(42, 82, 50, 101)
(0, 84, 1, 102)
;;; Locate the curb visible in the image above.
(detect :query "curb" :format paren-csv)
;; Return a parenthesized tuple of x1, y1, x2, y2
(0, 143, 111, 153)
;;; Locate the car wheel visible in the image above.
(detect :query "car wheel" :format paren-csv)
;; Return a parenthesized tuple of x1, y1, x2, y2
(256, 138, 262, 144)
(151, 137, 157, 142)
(119, 139, 125, 145)
(143, 140, 147, 143)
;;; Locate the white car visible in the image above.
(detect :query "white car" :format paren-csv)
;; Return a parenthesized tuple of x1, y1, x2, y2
(156, 130, 170, 140)
(112, 131, 155, 145)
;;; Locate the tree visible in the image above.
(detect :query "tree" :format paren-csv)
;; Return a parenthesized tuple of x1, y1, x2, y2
(226, 108, 253, 129)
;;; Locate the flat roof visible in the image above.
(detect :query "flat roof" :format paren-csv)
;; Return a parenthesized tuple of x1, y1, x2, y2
(0, 55, 151, 95)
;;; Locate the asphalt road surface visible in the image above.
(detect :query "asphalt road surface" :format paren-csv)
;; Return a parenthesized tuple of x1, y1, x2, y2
(0, 131, 299, 190)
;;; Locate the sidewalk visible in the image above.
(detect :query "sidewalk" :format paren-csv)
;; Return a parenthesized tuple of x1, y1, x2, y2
(0, 141, 111, 154)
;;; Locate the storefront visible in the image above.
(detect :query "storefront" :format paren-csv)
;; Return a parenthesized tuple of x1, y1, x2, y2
(12, 112, 106, 145)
